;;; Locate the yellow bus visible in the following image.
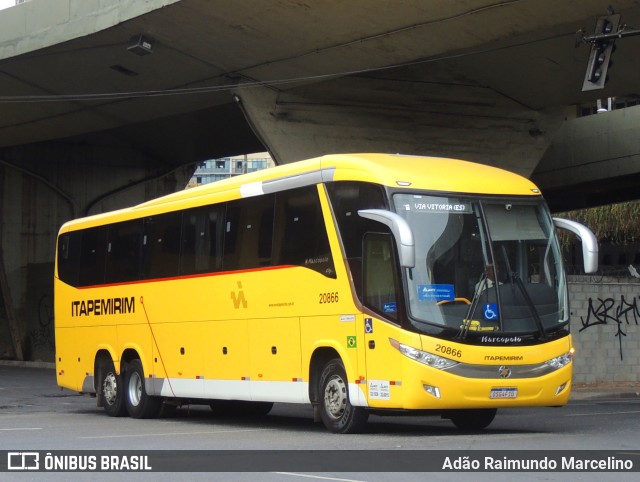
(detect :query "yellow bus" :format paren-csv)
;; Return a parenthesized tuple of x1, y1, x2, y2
(54, 153, 597, 433)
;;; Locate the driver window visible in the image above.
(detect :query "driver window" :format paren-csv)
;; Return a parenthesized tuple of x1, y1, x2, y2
(363, 233, 400, 322)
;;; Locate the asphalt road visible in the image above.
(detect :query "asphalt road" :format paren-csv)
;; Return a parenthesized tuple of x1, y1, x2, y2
(1, 364, 639, 481)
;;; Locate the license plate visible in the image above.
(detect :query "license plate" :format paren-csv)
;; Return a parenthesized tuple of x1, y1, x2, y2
(490, 387, 517, 399)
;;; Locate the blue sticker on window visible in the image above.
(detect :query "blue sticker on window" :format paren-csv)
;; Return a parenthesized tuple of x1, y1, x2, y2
(483, 303, 499, 320)
(383, 302, 397, 313)
(417, 284, 455, 301)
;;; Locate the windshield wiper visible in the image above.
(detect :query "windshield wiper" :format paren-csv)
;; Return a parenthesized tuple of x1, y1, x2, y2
(457, 270, 494, 340)
(501, 245, 547, 340)
(509, 272, 547, 340)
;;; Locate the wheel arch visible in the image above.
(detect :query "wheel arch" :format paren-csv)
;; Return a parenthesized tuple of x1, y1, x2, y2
(121, 347, 144, 371)
(308, 345, 357, 404)
(93, 346, 145, 392)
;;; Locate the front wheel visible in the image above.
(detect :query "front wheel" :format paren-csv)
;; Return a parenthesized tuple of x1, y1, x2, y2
(125, 359, 161, 419)
(318, 358, 368, 434)
(99, 360, 127, 417)
(446, 408, 497, 430)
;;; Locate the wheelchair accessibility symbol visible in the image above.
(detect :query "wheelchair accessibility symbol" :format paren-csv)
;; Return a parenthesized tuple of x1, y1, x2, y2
(365, 318, 373, 334)
(483, 303, 499, 321)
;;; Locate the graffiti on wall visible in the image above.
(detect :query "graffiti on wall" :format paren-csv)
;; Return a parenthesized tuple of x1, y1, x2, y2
(580, 295, 639, 360)
(28, 293, 55, 356)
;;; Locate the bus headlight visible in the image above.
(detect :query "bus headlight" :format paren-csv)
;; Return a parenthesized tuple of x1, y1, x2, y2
(389, 338, 459, 370)
(546, 351, 573, 370)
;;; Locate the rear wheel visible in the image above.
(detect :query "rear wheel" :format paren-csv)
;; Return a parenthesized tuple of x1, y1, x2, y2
(99, 360, 127, 417)
(125, 359, 161, 419)
(318, 358, 368, 433)
(447, 408, 497, 430)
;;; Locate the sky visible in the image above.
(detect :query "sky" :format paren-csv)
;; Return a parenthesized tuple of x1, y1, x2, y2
(0, 1, 15, 11)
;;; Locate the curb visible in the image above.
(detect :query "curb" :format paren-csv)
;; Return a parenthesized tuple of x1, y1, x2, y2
(571, 388, 640, 400)
(0, 359, 55, 369)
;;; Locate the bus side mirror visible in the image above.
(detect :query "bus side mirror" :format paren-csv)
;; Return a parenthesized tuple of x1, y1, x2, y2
(553, 217, 599, 274)
(358, 209, 415, 268)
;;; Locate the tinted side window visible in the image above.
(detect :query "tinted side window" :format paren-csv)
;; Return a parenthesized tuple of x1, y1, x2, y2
(142, 212, 182, 279)
(273, 186, 335, 278)
(223, 195, 275, 271)
(105, 220, 143, 283)
(326, 182, 388, 258)
(57, 231, 82, 286)
(181, 204, 224, 275)
(78, 225, 108, 287)
(326, 182, 388, 296)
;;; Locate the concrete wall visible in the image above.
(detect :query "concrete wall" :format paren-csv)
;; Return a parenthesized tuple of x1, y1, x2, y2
(0, 143, 194, 362)
(569, 275, 640, 385)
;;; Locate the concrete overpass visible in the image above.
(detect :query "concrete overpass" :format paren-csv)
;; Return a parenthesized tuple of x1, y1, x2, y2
(2, 0, 640, 360)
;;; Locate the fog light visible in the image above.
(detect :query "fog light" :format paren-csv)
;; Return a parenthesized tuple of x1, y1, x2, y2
(555, 382, 568, 396)
(423, 384, 441, 399)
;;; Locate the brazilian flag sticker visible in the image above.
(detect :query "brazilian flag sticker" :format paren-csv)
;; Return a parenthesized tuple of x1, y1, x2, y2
(347, 336, 357, 348)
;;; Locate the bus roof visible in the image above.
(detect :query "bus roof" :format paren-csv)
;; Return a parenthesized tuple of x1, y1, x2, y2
(60, 153, 541, 230)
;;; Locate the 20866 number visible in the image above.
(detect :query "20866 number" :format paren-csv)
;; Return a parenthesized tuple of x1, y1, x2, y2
(319, 292, 339, 304)
(435, 344, 462, 358)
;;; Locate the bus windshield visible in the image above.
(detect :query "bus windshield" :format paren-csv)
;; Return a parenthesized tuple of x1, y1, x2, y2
(392, 193, 567, 338)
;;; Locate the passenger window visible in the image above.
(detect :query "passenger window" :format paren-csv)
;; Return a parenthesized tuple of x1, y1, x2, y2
(223, 195, 275, 271)
(78, 225, 108, 287)
(181, 205, 224, 275)
(142, 212, 182, 279)
(273, 186, 335, 278)
(57, 231, 82, 287)
(105, 220, 143, 283)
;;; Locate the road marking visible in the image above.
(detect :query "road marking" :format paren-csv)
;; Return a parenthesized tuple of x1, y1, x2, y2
(79, 428, 276, 439)
(565, 410, 640, 417)
(274, 473, 366, 482)
(0, 428, 42, 431)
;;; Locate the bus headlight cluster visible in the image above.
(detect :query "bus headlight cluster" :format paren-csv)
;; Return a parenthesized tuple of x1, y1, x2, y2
(389, 338, 459, 370)
(546, 351, 573, 370)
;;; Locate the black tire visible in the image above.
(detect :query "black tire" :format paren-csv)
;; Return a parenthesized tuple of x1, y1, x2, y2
(209, 400, 274, 417)
(447, 408, 497, 430)
(318, 358, 368, 434)
(99, 359, 127, 417)
(124, 359, 161, 419)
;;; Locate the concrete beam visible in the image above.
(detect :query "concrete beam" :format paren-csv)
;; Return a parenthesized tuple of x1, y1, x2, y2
(533, 105, 640, 210)
(0, 0, 181, 60)
(234, 73, 564, 177)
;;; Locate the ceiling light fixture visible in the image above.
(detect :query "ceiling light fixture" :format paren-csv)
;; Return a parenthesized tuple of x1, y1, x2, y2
(127, 35, 154, 56)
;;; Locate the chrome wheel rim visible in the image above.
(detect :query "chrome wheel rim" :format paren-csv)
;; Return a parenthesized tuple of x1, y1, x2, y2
(127, 371, 142, 407)
(324, 374, 347, 420)
(103, 372, 118, 406)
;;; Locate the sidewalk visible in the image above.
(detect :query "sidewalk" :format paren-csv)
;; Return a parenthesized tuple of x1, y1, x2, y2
(571, 382, 640, 400)
(0, 359, 54, 369)
(2, 360, 638, 401)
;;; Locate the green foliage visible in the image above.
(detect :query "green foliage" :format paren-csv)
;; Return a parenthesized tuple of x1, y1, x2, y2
(557, 201, 640, 245)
